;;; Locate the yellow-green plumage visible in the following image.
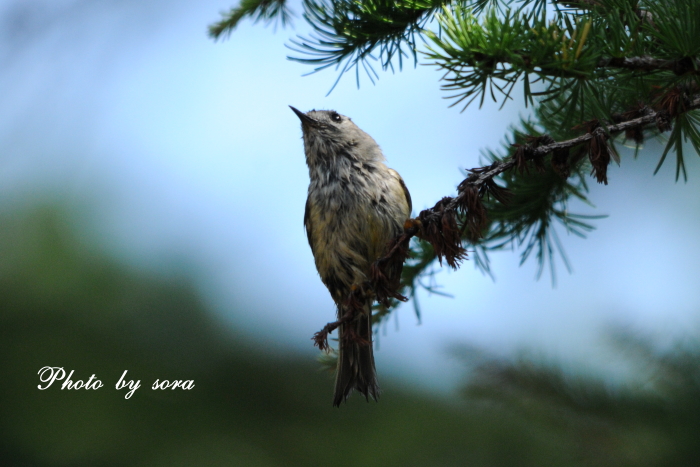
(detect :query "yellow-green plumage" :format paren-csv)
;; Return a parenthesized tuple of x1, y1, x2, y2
(292, 107, 411, 406)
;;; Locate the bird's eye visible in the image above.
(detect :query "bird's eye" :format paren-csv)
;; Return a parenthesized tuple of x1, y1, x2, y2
(331, 112, 341, 123)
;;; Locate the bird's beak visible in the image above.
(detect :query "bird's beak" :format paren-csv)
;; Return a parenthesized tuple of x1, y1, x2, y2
(289, 106, 318, 127)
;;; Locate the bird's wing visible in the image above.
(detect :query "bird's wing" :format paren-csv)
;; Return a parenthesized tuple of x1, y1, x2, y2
(303, 195, 315, 254)
(388, 168, 412, 215)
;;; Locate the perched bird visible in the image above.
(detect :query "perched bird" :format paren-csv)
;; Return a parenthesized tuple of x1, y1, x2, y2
(290, 106, 412, 406)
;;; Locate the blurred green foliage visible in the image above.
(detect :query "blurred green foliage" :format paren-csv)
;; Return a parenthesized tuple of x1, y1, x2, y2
(1, 204, 698, 465)
(460, 338, 700, 466)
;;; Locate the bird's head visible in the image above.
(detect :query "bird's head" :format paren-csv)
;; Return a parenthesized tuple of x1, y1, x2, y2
(289, 106, 382, 165)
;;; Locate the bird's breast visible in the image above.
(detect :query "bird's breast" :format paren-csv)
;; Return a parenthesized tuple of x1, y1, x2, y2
(306, 163, 409, 295)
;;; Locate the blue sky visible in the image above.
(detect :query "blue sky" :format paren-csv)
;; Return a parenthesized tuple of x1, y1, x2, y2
(2, 0, 699, 393)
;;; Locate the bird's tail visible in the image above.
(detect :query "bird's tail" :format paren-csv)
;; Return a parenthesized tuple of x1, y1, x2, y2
(333, 300, 379, 407)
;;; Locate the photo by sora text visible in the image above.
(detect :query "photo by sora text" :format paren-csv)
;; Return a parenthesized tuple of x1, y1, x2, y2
(37, 367, 194, 399)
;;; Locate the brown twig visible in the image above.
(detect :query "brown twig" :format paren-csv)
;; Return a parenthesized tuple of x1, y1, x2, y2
(556, 0, 601, 6)
(599, 56, 699, 76)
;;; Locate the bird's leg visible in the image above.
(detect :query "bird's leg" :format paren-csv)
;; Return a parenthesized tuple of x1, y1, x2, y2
(312, 282, 373, 351)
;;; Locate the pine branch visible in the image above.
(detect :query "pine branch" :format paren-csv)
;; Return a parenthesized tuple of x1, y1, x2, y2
(433, 50, 699, 80)
(287, 0, 444, 89)
(209, 0, 292, 40)
(554, 0, 654, 24)
(599, 56, 699, 75)
(558, 0, 600, 6)
(366, 92, 700, 306)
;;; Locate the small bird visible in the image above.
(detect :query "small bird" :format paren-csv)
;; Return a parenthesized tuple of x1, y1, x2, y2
(290, 106, 412, 406)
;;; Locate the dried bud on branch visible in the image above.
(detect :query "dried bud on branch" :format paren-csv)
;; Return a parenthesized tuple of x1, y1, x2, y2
(588, 129, 612, 184)
(655, 86, 692, 120)
(418, 197, 467, 268)
(456, 180, 489, 242)
(513, 143, 535, 175)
